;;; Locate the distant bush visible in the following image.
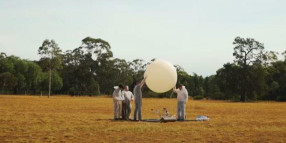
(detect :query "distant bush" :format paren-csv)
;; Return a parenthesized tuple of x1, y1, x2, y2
(276, 96, 286, 101)
(193, 95, 204, 100)
(210, 92, 225, 100)
(230, 93, 241, 102)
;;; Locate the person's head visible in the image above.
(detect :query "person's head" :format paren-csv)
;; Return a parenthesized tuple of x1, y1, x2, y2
(118, 84, 124, 90)
(136, 80, 141, 85)
(125, 86, 129, 91)
(179, 84, 184, 90)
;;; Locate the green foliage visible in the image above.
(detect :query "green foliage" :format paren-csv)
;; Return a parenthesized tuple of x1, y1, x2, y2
(282, 50, 286, 61)
(193, 95, 204, 100)
(1, 36, 286, 102)
(210, 92, 225, 100)
(40, 71, 63, 92)
(232, 37, 267, 101)
(0, 72, 18, 92)
(0, 54, 45, 94)
(38, 39, 62, 70)
(175, 66, 205, 97)
(265, 61, 286, 101)
(38, 39, 63, 97)
(233, 37, 265, 67)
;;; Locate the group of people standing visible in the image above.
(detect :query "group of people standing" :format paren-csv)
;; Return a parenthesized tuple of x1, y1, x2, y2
(113, 78, 146, 121)
(113, 77, 189, 121)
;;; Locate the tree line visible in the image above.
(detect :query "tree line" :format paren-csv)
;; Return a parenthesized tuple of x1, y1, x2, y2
(0, 36, 285, 101)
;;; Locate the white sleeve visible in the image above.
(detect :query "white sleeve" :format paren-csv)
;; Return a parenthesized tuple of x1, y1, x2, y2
(121, 91, 125, 100)
(119, 91, 124, 101)
(112, 91, 116, 98)
(174, 89, 180, 93)
(185, 94, 188, 102)
(185, 90, 188, 102)
(113, 90, 123, 101)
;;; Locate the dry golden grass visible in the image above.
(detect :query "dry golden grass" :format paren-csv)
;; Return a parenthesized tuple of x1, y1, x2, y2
(0, 95, 286, 143)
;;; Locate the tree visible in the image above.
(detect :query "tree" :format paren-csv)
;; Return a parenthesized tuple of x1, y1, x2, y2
(282, 50, 286, 61)
(233, 37, 265, 67)
(266, 61, 286, 101)
(129, 59, 147, 90)
(233, 37, 265, 101)
(216, 63, 242, 100)
(80, 36, 112, 61)
(0, 72, 18, 93)
(80, 37, 113, 94)
(203, 75, 220, 99)
(176, 68, 192, 96)
(262, 51, 278, 67)
(0, 52, 7, 59)
(13, 58, 28, 94)
(38, 39, 62, 98)
(39, 71, 63, 95)
(191, 73, 204, 97)
(248, 63, 268, 100)
(25, 62, 44, 94)
(59, 37, 113, 95)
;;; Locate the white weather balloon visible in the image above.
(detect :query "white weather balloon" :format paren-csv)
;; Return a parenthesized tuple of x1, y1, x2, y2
(144, 59, 177, 93)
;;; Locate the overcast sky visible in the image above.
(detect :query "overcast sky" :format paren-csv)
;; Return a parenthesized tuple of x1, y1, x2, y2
(1, 0, 285, 76)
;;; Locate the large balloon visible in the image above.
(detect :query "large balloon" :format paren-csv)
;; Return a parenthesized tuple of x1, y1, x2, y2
(144, 59, 177, 93)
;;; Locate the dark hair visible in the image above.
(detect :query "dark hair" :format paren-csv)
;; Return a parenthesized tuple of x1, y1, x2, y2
(118, 84, 124, 89)
(136, 80, 141, 84)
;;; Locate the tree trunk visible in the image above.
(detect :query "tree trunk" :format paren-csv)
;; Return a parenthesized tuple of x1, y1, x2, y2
(48, 69, 52, 98)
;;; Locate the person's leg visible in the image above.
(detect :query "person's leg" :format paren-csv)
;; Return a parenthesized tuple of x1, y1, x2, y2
(119, 101, 122, 119)
(124, 103, 127, 119)
(114, 101, 120, 119)
(138, 101, 142, 120)
(177, 101, 180, 120)
(126, 102, 131, 120)
(178, 101, 183, 120)
(114, 101, 117, 119)
(129, 104, 132, 119)
(134, 102, 138, 120)
(182, 102, 186, 120)
(124, 101, 128, 119)
(122, 102, 126, 120)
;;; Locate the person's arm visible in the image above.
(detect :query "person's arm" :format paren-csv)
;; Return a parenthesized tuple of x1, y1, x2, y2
(185, 90, 189, 102)
(114, 90, 123, 101)
(131, 92, 134, 101)
(113, 90, 119, 100)
(133, 88, 136, 101)
(140, 77, 147, 88)
(173, 87, 179, 93)
(173, 87, 177, 93)
(120, 91, 125, 101)
(112, 91, 116, 99)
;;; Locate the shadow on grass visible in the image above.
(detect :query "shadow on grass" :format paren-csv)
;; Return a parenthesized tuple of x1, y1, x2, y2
(108, 119, 198, 123)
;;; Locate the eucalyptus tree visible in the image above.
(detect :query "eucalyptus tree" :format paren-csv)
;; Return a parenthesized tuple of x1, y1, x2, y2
(38, 39, 62, 97)
(232, 37, 265, 101)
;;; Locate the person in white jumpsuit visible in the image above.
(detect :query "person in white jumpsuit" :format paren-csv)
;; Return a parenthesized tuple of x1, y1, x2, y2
(113, 84, 124, 120)
(133, 77, 147, 121)
(122, 86, 134, 120)
(173, 85, 188, 121)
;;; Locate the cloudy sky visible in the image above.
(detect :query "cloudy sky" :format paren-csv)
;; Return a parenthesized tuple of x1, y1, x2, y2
(1, 0, 285, 76)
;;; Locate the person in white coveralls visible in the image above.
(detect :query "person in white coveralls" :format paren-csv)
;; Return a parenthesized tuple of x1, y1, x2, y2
(122, 85, 134, 120)
(173, 84, 188, 121)
(113, 84, 124, 120)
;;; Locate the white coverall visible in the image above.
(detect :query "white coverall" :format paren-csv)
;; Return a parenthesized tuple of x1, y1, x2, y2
(113, 87, 124, 119)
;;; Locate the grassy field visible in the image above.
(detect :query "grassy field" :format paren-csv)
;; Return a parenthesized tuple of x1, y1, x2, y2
(0, 95, 286, 143)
